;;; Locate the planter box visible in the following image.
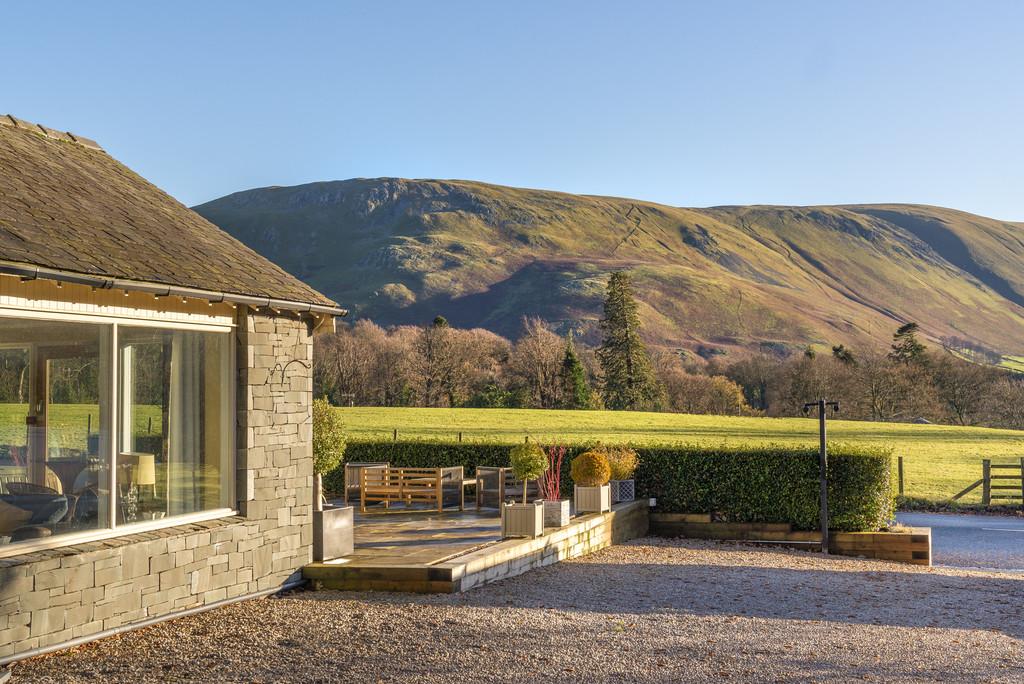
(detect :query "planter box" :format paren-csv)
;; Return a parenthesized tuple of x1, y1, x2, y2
(648, 514, 933, 567)
(574, 484, 611, 514)
(542, 499, 571, 527)
(502, 501, 544, 538)
(830, 528, 932, 566)
(609, 479, 635, 503)
(313, 504, 354, 561)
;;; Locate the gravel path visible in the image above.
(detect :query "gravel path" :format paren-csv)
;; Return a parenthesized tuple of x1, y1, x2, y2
(12, 538, 1024, 683)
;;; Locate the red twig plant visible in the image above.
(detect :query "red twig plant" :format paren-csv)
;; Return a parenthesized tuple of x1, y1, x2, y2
(539, 444, 567, 500)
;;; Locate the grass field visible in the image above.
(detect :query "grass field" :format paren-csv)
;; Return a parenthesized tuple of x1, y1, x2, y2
(0, 403, 162, 454)
(338, 407, 1024, 505)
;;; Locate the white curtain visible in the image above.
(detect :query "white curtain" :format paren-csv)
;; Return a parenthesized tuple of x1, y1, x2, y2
(167, 333, 203, 515)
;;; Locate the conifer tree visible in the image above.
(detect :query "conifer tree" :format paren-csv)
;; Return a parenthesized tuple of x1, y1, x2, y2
(597, 271, 662, 410)
(831, 344, 856, 366)
(889, 322, 927, 365)
(559, 331, 590, 409)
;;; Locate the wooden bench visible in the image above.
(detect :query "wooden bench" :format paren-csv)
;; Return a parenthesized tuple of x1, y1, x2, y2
(360, 466, 465, 513)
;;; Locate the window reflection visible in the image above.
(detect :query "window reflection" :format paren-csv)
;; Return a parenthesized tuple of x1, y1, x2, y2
(0, 322, 109, 545)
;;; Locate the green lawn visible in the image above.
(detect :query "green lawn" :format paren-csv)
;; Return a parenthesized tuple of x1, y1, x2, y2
(338, 406, 1024, 504)
(0, 403, 162, 454)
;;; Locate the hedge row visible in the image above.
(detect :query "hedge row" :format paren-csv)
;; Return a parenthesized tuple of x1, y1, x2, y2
(325, 440, 894, 532)
(634, 443, 894, 532)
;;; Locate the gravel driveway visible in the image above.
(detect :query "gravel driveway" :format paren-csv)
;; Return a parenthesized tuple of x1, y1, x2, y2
(12, 538, 1024, 683)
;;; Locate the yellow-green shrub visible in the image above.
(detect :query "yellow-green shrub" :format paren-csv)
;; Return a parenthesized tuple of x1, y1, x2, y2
(509, 443, 549, 489)
(604, 446, 639, 480)
(570, 450, 612, 487)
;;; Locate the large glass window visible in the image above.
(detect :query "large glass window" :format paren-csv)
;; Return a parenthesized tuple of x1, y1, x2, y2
(0, 321, 109, 546)
(117, 328, 232, 523)
(0, 317, 233, 551)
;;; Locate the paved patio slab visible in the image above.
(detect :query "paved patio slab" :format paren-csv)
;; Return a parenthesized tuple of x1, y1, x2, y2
(304, 500, 649, 592)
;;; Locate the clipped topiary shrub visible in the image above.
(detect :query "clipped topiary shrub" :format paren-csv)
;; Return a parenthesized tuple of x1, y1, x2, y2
(570, 450, 612, 487)
(509, 443, 549, 503)
(312, 399, 346, 507)
(312, 398, 347, 477)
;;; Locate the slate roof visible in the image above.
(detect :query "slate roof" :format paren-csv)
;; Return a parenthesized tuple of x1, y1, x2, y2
(0, 115, 340, 312)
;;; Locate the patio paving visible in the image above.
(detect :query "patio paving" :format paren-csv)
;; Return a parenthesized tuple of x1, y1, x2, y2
(305, 500, 649, 592)
(343, 507, 502, 567)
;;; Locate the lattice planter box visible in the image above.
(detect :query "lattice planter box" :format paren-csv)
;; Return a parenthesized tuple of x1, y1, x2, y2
(542, 499, 571, 527)
(609, 479, 635, 503)
(502, 501, 545, 538)
(574, 484, 611, 514)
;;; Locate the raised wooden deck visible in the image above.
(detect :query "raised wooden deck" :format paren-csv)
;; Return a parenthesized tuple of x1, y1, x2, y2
(303, 500, 649, 593)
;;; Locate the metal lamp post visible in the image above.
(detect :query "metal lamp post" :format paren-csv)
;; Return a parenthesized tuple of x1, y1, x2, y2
(803, 399, 839, 554)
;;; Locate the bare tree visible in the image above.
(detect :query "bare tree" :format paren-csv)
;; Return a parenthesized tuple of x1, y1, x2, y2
(508, 318, 564, 408)
(933, 355, 999, 425)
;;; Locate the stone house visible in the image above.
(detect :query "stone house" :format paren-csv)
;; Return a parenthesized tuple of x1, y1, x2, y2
(0, 115, 344, 663)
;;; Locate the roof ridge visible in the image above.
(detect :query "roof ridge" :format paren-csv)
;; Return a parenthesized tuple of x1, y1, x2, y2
(0, 114, 103, 151)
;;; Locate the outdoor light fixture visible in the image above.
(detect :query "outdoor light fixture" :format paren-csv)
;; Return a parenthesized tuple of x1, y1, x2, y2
(803, 399, 840, 554)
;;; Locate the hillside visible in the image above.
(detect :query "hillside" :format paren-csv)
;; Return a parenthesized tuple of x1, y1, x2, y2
(194, 179, 1024, 360)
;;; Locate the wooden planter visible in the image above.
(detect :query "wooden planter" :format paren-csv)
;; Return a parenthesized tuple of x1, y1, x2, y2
(574, 484, 611, 514)
(830, 528, 932, 566)
(609, 479, 635, 503)
(502, 501, 544, 538)
(313, 504, 354, 561)
(542, 499, 571, 527)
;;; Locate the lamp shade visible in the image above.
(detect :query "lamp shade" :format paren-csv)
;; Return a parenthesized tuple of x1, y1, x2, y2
(132, 453, 156, 486)
(119, 452, 157, 486)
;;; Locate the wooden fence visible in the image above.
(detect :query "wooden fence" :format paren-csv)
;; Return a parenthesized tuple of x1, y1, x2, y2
(949, 458, 1024, 505)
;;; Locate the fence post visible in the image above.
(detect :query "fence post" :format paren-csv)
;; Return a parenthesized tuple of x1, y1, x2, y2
(524, 435, 529, 444)
(1020, 457, 1024, 504)
(897, 456, 904, 497)
(393, 428, 397, 442)
(982, 459, 991, 506)
(458, 431, 463, 443)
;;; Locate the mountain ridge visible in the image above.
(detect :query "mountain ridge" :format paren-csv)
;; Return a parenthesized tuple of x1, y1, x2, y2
(193, 178, 1024, 361)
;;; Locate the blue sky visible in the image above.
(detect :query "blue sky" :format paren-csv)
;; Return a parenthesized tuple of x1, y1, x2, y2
(4, 1, 1022, 219)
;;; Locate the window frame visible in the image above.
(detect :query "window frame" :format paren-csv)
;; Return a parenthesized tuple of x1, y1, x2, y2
(0, 309, 237, 560)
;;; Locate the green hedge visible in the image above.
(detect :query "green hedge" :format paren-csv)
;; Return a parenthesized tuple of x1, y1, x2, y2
(326, 440, 894, 532)
(634, 443, 894, 532)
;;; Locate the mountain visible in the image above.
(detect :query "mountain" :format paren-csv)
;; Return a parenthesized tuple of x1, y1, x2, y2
(193, 178, 1024, 361)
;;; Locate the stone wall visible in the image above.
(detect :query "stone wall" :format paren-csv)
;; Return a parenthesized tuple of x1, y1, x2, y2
(458, 499, 650, 592)
(0, 311, 314, 663)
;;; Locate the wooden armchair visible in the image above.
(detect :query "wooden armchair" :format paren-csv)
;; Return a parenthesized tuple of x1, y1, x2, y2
(343, 462, 390, 505)
(475, 466, 539, 510)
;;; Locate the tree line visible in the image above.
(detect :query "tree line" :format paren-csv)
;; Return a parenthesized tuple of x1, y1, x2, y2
(313, 272, 1024, 429)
